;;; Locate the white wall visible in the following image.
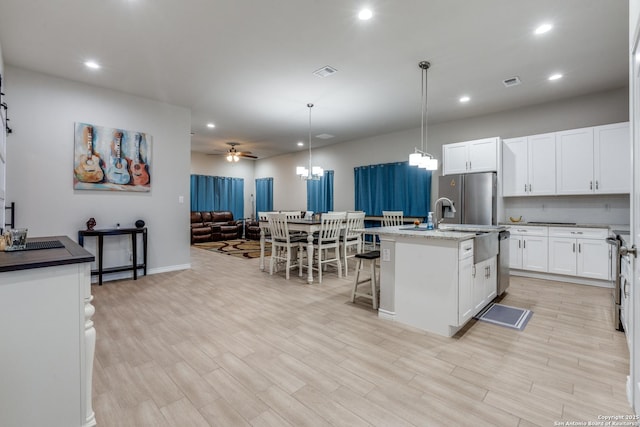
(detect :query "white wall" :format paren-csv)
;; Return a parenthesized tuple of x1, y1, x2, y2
(5, 66, 191, 275)
(255, 87, 629, 224)
(190, 152, 256, 218)
(0, 40, 5, 228)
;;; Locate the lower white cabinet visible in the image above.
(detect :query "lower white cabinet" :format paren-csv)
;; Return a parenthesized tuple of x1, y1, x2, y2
(508, 226, 548, 272)
(473, 256, 497, 312)
(548, 227, 610, 280)
(458, 255, 474, 325)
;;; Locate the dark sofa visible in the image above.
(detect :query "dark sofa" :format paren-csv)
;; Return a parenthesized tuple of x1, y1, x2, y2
(244, 219, 261, 240)
(191, 211, 243, 243)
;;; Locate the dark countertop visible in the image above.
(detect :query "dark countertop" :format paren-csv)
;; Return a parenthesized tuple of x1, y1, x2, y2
(0, 235, 94, 273)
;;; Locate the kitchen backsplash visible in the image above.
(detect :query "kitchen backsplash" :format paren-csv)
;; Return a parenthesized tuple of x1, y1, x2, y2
(503, 194, 630, 225)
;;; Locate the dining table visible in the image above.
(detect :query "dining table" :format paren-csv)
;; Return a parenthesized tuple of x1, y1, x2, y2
(259, 218, 336, 284)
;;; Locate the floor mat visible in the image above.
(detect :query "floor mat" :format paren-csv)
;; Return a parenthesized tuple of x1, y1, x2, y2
(475, 303, 533, 331)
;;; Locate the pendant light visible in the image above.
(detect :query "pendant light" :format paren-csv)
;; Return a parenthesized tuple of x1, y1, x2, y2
(296, 103, 324, 180)
(409, 61, 438, 170)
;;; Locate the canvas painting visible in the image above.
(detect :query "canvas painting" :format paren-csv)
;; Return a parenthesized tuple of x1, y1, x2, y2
(73, 122, 151, 191)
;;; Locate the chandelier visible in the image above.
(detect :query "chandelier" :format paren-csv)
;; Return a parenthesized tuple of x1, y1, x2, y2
(296, 103, 324, 180)
(409, 61, 438, 170)
(226, 146, 239, 162)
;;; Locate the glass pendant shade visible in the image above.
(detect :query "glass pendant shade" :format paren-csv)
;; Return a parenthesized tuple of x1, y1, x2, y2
(409, 152, 422, 166)
(408, 60, 438, 171)
(296, 103, 323, 180)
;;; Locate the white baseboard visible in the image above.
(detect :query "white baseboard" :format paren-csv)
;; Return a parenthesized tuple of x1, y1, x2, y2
(378, 308, 396, 321)
(90, 263, 191, 284)
(149, 264, 191, 275)
(509, 269, 612, 288)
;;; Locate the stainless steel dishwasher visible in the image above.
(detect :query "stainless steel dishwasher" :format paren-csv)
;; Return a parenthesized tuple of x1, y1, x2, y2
(497, 230, 510, 295)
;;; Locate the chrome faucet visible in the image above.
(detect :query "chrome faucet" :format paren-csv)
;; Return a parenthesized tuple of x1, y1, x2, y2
(434, 197, 456, 228)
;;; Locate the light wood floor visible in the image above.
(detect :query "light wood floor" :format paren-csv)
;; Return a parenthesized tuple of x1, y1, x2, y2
(92, 246, 632, 426)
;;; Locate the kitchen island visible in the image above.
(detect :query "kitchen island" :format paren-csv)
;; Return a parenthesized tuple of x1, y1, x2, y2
(369, 225, 504, 337)
(0, 236, 96, 427)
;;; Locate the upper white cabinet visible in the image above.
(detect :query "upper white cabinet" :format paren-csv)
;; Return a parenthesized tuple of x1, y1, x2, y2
(556, 122, 630, 195)
(502, 133, 556, 196)
(594, 122, 630, 194)
(443, 137, 498, 175)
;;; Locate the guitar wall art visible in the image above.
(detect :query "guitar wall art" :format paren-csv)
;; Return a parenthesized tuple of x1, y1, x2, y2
(73, 122, 152, 192)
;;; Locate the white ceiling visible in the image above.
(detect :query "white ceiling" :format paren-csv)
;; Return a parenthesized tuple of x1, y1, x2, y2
(0, 0, 629, 159)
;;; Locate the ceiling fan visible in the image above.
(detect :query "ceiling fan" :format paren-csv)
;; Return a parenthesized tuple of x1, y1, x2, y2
(222, 142, 257, 162)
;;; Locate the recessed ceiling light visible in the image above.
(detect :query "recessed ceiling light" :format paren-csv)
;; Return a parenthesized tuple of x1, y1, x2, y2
(548, 73, 563, 81)
(534, 23, 553, 35)
(459, 96, 470, 103)
(297, 141, 304, 147)
(84, 60, 101, 70)
(358, 8, 373, 20)
(206, 123, 215, 128)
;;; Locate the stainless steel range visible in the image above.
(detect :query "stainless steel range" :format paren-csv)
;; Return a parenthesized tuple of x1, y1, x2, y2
(607, 232, 632, 333)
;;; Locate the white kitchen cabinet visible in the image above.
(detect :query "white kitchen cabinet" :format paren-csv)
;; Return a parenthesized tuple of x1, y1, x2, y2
(594, 122, 630, 194)
(548, 227, 610, 280)
(473, 256, 497, 312)
(556, 122, 630, 195)
(458, 255, 474, 325)
(508, 226, 548, 272)
(443, 137, 498, 175)
(502, 133, 556, 196)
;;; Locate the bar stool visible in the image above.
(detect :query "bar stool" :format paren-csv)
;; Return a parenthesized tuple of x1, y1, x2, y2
(351, 250, 380, 309)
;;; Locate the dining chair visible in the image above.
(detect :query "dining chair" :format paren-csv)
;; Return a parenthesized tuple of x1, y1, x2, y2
(382, 210, 404, 226)
(267, 213, 307, 280)
(280, 211, 307, 238)
(340, 211, 365, 277)
(258, 211, 276, 241)
(310, 211, 346, 283)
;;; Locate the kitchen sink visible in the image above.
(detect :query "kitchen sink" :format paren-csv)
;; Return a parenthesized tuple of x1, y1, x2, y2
(474, 231, 499, 263)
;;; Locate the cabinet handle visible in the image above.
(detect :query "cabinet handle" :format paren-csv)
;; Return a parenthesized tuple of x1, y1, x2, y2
(625, 280, 630, 297)
(578, 243, 581, 253)
(517, 229, 527, 232)
(524, 184, 527, 193)
(528, 184, 532, 192)
(472, 265, 476, 277)
(485, 266, 490, 278)
(523, 240, 526, 249)
(595, 180, 599, 190)
(518, 240, 521, 249)
(469, 161, 472, 170)
(590, 181, 593, 190)
(570, 231, 583, 235)
(573, 243, 575, 253)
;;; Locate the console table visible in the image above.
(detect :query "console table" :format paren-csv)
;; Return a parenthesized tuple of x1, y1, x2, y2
(78, 227, 147, 286)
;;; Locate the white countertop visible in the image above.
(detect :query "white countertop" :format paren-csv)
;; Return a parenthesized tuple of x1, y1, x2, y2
(363, 225, 475, 241)
(500, 222, 630, 232)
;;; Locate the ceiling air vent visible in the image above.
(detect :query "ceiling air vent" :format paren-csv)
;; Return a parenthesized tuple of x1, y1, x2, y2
(315, 134, 335, 139)
(313, 65, 338, 78)
(503, 76, 522, 87)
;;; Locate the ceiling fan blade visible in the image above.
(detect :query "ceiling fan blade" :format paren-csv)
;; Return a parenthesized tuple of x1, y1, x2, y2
(238, 152, 258, 159)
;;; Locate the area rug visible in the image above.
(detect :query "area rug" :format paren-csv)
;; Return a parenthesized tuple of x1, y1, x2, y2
(475, 303, 533, 331)
(194, 239, 271, 259)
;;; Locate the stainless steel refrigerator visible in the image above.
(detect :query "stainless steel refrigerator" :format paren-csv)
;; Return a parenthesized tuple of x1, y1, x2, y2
(437, 172, 497, 225)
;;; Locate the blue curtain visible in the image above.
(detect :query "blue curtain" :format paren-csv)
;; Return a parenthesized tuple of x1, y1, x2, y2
(190, 174, 244, 219)
(255, 177, 273, 217)
(307, 170, 334, 213)
(354, 162, 431, 218)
